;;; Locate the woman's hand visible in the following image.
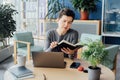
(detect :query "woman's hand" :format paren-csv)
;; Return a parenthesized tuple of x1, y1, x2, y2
(61, 47, 76, 54)
(50, 41, 58, 49)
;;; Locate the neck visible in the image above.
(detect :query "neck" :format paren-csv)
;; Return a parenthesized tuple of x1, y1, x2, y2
(56, 28, 66, 35)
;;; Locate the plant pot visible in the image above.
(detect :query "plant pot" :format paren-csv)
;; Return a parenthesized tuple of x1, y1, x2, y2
(80, 10, 89, 20)
(88, 66, 101, 80)
(0, 45, 13, 62)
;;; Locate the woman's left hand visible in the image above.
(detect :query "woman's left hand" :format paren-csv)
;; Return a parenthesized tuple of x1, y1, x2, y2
(61, 47, 75, 54)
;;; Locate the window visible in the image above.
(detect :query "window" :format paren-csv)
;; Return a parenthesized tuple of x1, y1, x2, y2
(7, 0, 47, 38)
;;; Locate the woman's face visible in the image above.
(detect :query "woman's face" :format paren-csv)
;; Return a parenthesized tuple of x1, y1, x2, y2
(57, 15, 73, 32)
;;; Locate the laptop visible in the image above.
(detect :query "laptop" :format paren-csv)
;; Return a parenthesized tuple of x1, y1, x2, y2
(32, 52, 66, 68)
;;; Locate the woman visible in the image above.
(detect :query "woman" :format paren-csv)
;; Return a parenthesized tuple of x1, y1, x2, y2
(44, 8, 79, 59)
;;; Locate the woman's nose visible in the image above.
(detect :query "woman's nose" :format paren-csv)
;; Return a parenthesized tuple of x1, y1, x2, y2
(65, 22, 69, 26)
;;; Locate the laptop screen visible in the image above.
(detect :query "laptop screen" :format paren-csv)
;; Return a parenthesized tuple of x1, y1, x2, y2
(32, 52, 66, 68)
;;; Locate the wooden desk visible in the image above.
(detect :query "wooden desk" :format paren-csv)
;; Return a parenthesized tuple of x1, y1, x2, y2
(4, 58, 115, 80)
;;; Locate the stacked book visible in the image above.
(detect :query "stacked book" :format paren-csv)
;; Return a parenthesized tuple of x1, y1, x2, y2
(8, 66, 34, 79)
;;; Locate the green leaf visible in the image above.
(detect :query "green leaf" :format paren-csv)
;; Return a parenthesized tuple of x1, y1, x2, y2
(81, 39, 108, 68)
(0, 4, 17, 38)
(70, 0, 100, 12)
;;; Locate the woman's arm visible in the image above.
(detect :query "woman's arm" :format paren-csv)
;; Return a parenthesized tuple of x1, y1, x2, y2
(44, 30, 58, 52)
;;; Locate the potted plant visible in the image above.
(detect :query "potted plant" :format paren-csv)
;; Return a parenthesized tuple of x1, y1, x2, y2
(70, 0, 100, 20)
(45, 0, 66, 20)
(81, 40, 108, 80)
(0, 4, 18, 48)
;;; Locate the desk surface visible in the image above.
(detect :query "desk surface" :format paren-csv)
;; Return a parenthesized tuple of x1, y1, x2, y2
(4, 58, 115, 80)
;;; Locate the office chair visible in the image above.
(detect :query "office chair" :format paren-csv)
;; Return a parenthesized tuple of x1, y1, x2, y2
(78, 33, 119, 69)
(13, 32, 43, 64)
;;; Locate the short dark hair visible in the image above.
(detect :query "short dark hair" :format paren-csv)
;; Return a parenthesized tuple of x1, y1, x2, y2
(58, 8, 75, 21)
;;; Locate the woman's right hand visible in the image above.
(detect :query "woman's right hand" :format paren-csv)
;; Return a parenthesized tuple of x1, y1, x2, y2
(50, 41, 58, 49)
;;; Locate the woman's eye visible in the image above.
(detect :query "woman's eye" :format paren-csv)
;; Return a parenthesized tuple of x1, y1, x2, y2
(63, 20, 66, 22)
(68, 22, 72, 24)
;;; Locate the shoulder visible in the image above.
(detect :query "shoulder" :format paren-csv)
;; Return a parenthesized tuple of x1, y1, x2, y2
(68, 29, 78, 34)
(67, 29, 79, 38)
(46, 29, 57, 38)
(46, 29, 56, 34)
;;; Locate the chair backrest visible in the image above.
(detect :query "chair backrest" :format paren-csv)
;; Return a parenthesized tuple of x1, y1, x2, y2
(14, 32, 34, 48)
(45, 20, 100, 39)
(80, 33, 102, 44)
(103, 45, 119, 69)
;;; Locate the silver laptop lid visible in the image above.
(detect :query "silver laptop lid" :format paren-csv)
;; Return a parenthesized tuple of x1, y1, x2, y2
(32, 52, 66, 68)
